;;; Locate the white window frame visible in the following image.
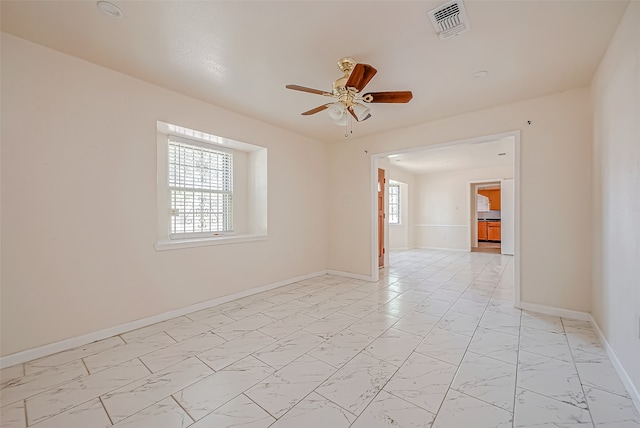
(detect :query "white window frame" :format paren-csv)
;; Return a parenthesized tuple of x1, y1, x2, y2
(155, 122, 268, 251)
(168, 135, 234, 239)
(388, 181, 401, 225)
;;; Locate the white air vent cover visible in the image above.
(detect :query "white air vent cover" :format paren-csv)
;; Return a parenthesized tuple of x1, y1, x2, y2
(428, 0, 470, 39)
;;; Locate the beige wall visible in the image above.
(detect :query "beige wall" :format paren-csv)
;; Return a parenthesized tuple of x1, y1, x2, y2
(387, 165, 416, 250)
(3, 21, 623, 367)
(0, 34, 329, 356)
(415, 165, 513, 250)
(328, 87, 593, 312)
(591, 2, 640, 395)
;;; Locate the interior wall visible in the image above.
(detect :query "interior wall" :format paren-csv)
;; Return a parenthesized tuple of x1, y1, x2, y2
(328, 86, 593, 312)
(0, 34, 329, 356)
(414, 166, 513, 251)
(591, 2, 640, 396)
(387, 165, 416, 250)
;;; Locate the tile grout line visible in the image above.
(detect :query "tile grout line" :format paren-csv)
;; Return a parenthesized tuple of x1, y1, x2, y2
(512, 308, 523, 428)
(562, 317, 597, 427)
(80, 357, 91, 377)
(9, 251, 625, 428)
(22, 399, 28, 427)
(450, 387, 515, 415)
(364, 255, 496, 425)
(241, 392, 280, 422)
(430, 271, 493, 423)
(98, 395, 114, 426)
(170, 394, 196, 425)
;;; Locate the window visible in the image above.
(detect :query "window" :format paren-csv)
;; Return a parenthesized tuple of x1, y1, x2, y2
(168, 137, 233, 237)
(155, 121, 268, 250)
(388, 181, 400, 224)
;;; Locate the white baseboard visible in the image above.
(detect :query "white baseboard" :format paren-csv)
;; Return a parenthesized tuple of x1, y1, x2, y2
(519, 302, 639, 413)
(326, 270, 375, 282)
(588, 315, 640, 413)
(5, 273, 638, 417)
(0, 270, 327, 369)
(518, 301, 591, 321)
(414, 246, 468, 252)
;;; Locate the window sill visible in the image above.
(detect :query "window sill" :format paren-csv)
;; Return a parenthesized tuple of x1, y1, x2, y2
(154, 234, 268, 251)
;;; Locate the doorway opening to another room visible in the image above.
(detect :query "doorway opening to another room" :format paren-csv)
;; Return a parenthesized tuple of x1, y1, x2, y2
(470, 181, 515, 255)
(370, 131, 520, 305)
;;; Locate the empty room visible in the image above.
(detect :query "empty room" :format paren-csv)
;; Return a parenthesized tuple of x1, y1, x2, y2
(1, 1, 639, 427)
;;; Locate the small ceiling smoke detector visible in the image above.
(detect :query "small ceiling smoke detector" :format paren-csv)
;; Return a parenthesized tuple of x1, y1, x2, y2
(473, 70, 489, 79)
(428, 0, 470, 40)
(97, 1, 123, 18)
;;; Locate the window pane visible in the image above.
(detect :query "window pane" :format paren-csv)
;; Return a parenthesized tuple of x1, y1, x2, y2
(388, 183, 400, 225)
(171, 190, 232, 233)
(169, 141, 232, 192)
(169, 138, 233, 234)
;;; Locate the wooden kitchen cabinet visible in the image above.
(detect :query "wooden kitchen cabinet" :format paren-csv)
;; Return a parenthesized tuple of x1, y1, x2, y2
(478, 221, 501, 242)
(478, 221, 488, 241)
(487, 221, 501, 241)
(479, 189, 501, 210)
(490, 190, 501, 210)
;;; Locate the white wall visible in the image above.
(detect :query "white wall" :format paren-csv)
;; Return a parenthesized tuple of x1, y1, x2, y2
(328, 87, 593, 312)
(414, 166, 513, 250)
(387, 165, 416, 250)
(0, 34, 329, 356)
(591, 2, 640, 397)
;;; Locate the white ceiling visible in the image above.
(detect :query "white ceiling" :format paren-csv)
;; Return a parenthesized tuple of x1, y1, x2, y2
(1, 1, 628, 143)
(389, 137, 515, 174)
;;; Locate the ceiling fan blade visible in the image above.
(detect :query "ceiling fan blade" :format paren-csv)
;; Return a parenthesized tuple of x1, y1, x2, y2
(345, 63, 377, 92)
(301, 104, 329, 115)
(362, 91, 413, 103)
(286, 84, 331, 96)
(347, 106, 372, 122)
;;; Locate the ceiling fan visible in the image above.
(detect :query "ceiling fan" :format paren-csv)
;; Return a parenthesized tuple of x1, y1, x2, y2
(286, 57, 413, 128)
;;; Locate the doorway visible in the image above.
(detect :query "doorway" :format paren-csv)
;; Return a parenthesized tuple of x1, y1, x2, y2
(370, 130, 521, 304)
(472, 182, 502, 254)
(469, 179, 515, 256)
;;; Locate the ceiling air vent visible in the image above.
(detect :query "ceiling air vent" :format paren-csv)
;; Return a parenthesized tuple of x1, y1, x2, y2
(428, 0, 470, 40)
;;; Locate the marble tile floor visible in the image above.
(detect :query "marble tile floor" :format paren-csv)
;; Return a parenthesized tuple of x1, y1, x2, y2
(2, 249, 639, 428)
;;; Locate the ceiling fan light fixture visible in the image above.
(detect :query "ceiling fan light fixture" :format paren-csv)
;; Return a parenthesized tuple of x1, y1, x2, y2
(352, 103, 371, 121)
(285, 58, 413, 134)
(333, 114, 348, 126)
(327, 102, 345, 120)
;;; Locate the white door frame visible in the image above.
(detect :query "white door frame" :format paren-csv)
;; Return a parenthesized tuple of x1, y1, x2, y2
(468, 179, 503, 251)
(500, 178, 515, 255)
(370, 130, 521, 307)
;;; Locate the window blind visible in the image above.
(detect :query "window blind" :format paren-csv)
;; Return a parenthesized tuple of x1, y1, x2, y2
(388, 183, 400, 224)
(168, 137, 233, 236)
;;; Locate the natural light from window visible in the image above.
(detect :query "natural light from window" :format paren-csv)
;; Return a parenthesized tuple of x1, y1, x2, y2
(389, 180, 400, 225)
(155, 121, 267, 250)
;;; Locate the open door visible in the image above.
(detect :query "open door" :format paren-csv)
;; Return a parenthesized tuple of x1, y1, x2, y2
(378, 168, 385, 267)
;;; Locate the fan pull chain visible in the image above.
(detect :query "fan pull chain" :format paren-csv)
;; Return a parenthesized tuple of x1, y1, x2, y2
(343, 111, 354, 137)
(345, 113, 349, 137)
